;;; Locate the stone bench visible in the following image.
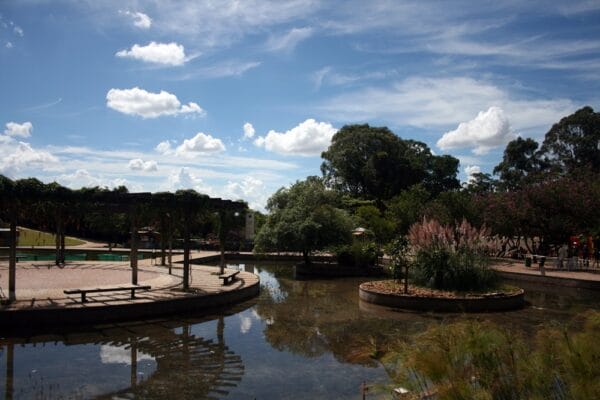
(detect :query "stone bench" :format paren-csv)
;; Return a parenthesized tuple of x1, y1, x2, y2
(219, 270, 240, 285)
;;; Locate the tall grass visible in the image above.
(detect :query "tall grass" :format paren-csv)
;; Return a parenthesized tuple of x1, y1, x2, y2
(408, 218, 496, 291)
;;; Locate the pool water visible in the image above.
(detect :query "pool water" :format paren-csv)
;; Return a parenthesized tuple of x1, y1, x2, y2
(14, 252, 155, 262)
(1, 262, 599, 399)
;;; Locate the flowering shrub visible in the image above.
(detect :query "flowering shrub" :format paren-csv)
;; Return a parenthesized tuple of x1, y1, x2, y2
(408, 218, 497, 291)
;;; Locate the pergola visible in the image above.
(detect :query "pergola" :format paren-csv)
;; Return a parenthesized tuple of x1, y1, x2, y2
(0, 177, 247, 302)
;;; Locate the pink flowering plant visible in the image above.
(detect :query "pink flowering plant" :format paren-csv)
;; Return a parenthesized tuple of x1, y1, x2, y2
(408, 218, 497, 291)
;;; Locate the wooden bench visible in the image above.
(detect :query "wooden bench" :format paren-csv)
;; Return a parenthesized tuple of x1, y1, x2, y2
(64, 285, 151, 303)
(219, 270, 240, 285)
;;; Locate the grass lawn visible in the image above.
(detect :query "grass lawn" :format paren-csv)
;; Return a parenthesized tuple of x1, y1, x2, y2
(17, 227, 85, 247)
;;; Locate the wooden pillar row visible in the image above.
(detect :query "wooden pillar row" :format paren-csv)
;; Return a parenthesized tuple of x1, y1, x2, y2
(183, 213, 190, 290)
(8, 212, 16, 302)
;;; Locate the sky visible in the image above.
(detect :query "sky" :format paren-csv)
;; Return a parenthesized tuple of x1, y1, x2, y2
(1, 0, 599, 211)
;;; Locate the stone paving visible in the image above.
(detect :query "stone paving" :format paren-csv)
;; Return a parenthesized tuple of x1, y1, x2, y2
(492, 258, 600, 282)
(0, 250, 259, 311)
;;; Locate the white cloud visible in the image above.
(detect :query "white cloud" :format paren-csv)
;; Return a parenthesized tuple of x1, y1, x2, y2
(464, 165, 481, 183)
(5, 41, 13, 49)
(175, 132, 226, 157)
(254, 119, 337, 156)
(4, 121, 32, 138)
(437, 107, 516, 155)
(166, 167, 214, 195)
(120, 10, 152, 29)
(243, 122, 255, 139)
(128, 158, 158, 172)
(319, 76, 576, 131)
(173, 60, 261, 80)
(100, 345, 154, 365)
(155, 140, 173, 154)
(13, 26, 23, 37)
(0, 141, 58, 176)
(265, 27, 314, 52)
(57, 169, 136, 190)
(223, 177, 268, 211)
(116, 42, 186, 66)
(106, 87, 205, 118)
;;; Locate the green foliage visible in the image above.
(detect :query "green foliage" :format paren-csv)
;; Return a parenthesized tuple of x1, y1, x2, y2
(254, 177, 353, 261)
(354, 204, 395, 244)
(382, 311, 600, 400)
(541, 106, 600, 174)
(385, 184, 430, 235)
(320, 124, 459, 200)
(493, 137, 546, 190)
(335, 241, 379, 268)
(424, 191, 483, 228)
(408, 218, 496, 291)
(385, 236, 411, 290)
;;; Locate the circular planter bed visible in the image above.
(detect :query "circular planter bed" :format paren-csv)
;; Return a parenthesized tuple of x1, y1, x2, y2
(359, 280, 525, 312)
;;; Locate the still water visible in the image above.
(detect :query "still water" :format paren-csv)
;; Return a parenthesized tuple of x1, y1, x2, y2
(1, 262, 600, 399)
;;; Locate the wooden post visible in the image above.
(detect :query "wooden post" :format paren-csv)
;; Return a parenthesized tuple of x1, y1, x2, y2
(130, 207, 138, 285)
(160, 215, 166, 266)
(183, 216, 190, 290)
(219, 211, 225, 275)
(168, 216, 173, 274)
(60, 228, 66, 264)
(8, 214, 16, 302)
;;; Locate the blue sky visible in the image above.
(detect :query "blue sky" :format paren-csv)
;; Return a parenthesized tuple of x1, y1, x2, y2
(1, 0, 599, 210)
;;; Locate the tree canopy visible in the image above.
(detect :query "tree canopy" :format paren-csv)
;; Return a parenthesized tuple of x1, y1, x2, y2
(320, 124, 459, 201)
(253, 177, 353, 262)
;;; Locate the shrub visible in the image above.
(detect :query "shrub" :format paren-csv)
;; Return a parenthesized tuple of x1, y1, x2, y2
(335, 241, 379, 268)
(408, 218, 496, 291)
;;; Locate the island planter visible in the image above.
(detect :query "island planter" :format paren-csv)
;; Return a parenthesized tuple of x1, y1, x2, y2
(294, 262, 385, 278)
(359, 281, 525, 312)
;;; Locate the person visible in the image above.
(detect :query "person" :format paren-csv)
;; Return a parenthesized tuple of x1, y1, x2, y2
(558, 244, 567, 269)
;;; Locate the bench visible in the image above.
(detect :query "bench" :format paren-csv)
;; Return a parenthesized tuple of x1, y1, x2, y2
(64, 285, 151, 303)
(219, 270, 240, 285)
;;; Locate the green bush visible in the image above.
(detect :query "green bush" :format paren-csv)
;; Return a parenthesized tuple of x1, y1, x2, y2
(335, 241, 379, 268)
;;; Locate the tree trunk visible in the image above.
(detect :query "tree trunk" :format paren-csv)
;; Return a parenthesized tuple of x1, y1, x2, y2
(60, 230, 66, 264)
(302, 250, 310, 265)
(404, 263, 409, 294)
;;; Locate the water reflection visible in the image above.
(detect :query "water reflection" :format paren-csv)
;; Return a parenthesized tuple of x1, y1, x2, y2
(1, 315, 244, 399)
(2, 262, 600, 399)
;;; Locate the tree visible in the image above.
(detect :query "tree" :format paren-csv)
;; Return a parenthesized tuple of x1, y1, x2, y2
(385, 184, 430, 235)
(493, 137, 545, 190)
(464, 172, 497, 194)
(540, 106, 600, 174)
(320, 124, 459, 201)
(354, 204, 395, 244)
(254, 177, 353, 263)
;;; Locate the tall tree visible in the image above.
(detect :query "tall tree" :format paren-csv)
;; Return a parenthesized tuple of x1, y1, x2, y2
(493, 137, 545, 190)
(254, 177, 353, 263)
(540, 106, 600, 174)
(321, 124, 459, 201)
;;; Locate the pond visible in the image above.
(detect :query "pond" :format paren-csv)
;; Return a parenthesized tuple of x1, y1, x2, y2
(1, 262, 600, 399)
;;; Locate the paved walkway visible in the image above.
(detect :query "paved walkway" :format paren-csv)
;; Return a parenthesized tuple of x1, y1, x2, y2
(0, 250, 258, 312)
(492, 258, 600, 281)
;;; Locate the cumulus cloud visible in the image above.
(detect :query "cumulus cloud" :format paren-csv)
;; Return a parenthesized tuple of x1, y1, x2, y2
(13, 26, 23, 37)
(106, 87, 205, 118)
(243, 122, 255, 139)
(116, 42, 186, 66)
(253, 119, 337, 156)
(120, 10, 152, 29)
(175, 132, 226, 157)
(437, 107, 516, 155)
(57, 169, 135, 190)
(464, 165, 481, 183)
(128, 158, 158, 172)
(265, 27, 314, 52)
(155, 140, 173, 154)
(166, 167, 214, 195)
(4, 121, 32, 138)
(5, 41, 13, 49)
(223, 177, 268, 211)
(0, 141, 58, 176)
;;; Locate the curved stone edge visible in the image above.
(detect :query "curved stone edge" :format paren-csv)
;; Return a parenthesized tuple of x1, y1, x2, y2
(359, 282, 525, 312)
(0, 278, 260, 329)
